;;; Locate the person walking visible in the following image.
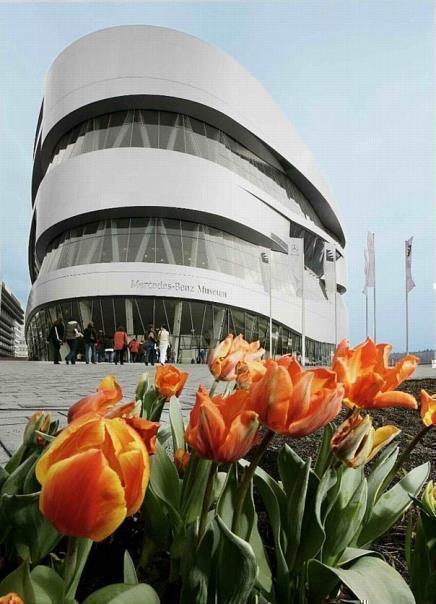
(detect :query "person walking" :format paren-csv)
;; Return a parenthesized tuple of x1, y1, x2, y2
(144, 324, 157, 366)
(83, 321, 97, 364)
(47, 317, 64, 364)
(113, 326, 128, 365)
(129, 337, 139, 363)
(157, 324, 170, 365)
(65, 318, 82, 365)
(96, 331, 106, 363)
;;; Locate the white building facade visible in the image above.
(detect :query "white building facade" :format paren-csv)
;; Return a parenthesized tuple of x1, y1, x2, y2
(26, 25, 347, 362)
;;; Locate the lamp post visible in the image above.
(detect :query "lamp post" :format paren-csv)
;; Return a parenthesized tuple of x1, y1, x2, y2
(261, 251, 273, 359)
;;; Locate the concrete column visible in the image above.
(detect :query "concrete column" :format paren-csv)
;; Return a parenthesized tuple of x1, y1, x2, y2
(126, 298, 134, 335)
(172, 301, 183, 362)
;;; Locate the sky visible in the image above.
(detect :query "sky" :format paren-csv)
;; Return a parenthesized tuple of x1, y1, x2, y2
(0, 0, 434, 352)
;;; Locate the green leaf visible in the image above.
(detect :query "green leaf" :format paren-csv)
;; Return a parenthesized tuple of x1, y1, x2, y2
(123, 551, 138, 585)
(1, 452, 39, 496)
(323, 474, 367, 565)
(0, 492, 61, 562)
(4, 443, 27, 474)
(216, 515, 257, 604)
(218, 465, 273, 598)
(356, 461, 430, 547)
(83, 583, 160, 604)
(157, 424, 172, 446)
(252, 466, 288, 594)
(169, 395, 185, 452)
(30, 565, 66, 604)
(149, 441, 183, 531)
(0, 465, 9, 489)
(0, 561, 36, 603)
(308, 555, 415, 603)
(409, 511, 436, 603)
(180, 454, 211, 525)
(365, 442, 398, 519)
(314, 422, 335, 478)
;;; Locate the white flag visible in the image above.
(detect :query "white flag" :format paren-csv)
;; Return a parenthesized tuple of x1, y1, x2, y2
(363, 248, 369, 295)
(366, 232, 375, 287)
(323, 242, 336, 302)
(405, 237, 415, 293)
(289, 238, 304, 296)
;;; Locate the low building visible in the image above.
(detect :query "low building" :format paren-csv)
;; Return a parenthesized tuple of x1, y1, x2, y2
(0, 282, 25, 358)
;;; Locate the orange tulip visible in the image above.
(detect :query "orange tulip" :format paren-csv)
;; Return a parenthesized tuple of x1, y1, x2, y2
(0, 594, 24, 604)
(235, 358, 267, 390)
(36, 413, 157, 541)
(420, 389, 436, 426)
(209, 334, 265, 381)
(68, 375, 122, 422)
(185, 386, 260, 462)
(332, 338, 419, 409)
(155, 365, 188, 399)
(249, 356, 344, 437)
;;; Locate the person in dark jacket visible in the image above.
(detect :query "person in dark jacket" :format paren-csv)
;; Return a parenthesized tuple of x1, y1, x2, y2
(65, 319, 82, 365)
(47, 318, 64, 364)
(83, 321, 97, 364)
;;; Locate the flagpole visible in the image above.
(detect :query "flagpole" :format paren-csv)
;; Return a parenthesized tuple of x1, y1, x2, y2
(301, 240, 306, 366)
(405, 240, 409, 354)
(269, 248, 273, 360)
(373, 233, 376, 341)
(334, 248, 337, 346)
(365, 292, 369, 338)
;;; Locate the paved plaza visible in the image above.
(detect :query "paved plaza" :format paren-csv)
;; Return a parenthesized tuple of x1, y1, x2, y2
(0, 361, 212, 464)
(0, 360, 434, 464)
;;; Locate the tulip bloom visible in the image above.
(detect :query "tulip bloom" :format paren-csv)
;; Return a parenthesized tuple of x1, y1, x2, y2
(332, 338, 419, 410)
(68, 375, 122, 423)
(235, 358, 267, 390)
(23, 411, 51, 447)
(420, 390, 436, 427)
(155, 365, 188, 399)
(0, 594, 23, 604)
(174, 447, 191, 471)
(249, 356, 344, 437)
(331, 412, 400, 468)
(36, 413, 157, 541)
(185, 386, 260, 462)
(208, 334, 264, 382)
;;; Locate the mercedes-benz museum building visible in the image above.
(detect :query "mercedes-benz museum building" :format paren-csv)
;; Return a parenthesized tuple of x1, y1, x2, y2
(26, 25, 347, 362)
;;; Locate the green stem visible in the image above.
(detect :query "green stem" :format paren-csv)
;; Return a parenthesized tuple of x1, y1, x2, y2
(63, 536, 93, 601)
(63, 537, 79, 597)
(209, 379, 219, 397)
(198, 462, 218, 544)
(231, 430, 275, 535)
(382, 425, 432, 493)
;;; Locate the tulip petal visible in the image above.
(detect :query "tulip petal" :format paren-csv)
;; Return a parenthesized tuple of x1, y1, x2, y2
(36, 415, 105, 485)
(263, 366, 293, 431)
(218, 411, 259, 462)
(124, 417, 159, 455)
(373, 391, 418, 409)
(381, 355, 419, 391)
(349, 372, 385, 408)
(420, 389, 436, 427)
(39, 449, 126, 541)
(197, 403, 226, 459)
(118, 449, 149, 515)
(285, 386, 343, 437)
(288, 371, 314, 423)
(68, 375, 122, 423)
(367, 425, 401, 461)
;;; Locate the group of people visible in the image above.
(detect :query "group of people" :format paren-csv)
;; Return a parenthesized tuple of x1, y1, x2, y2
(47, 318, 172, 366)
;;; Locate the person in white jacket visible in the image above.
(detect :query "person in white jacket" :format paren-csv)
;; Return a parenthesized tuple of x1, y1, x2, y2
(157, 325, 170, 365)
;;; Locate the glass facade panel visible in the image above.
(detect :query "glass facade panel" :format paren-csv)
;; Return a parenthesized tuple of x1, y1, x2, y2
(46, 109, 324, 229)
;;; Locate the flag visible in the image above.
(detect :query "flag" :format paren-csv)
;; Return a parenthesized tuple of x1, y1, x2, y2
(366, 232, 375, 287)
(363, 248, 369, 295)
(405, 236, 415, 293)
(288, 238, 304, 296)
(323, 242, 336, 302)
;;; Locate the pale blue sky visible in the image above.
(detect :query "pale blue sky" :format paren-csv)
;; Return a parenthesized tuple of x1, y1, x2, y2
(0, 1, 434, 352)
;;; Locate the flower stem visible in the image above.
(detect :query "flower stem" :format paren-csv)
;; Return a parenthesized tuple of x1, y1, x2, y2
(198, 461, 218, 544)
(231, 430, 275, 535)
(63, 537, 79, 597)
(63, 537, 92, 601)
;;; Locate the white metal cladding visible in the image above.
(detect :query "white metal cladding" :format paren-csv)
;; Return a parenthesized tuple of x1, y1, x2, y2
(27, 25, 348, 353)
(35, 25, 344, 243)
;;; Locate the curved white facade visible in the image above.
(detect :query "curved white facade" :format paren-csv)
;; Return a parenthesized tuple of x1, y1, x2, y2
(26, 25, 347, 362)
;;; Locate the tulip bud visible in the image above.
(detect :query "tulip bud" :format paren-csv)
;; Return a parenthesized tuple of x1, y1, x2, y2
(135, 372, 153, 402)
(331, 412, 400, 468)
(331, 413, 374, 468)
(174, 448, 191, 472)
(23, 411, 51, 447)
(0, 593, 24, 604)
(421, 481, 436, 516)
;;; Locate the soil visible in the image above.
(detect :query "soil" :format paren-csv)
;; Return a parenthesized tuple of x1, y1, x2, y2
(31, 379, 436, 601)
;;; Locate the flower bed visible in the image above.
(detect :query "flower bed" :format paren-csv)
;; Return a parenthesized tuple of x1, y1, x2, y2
(0, 337, 434, 604)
